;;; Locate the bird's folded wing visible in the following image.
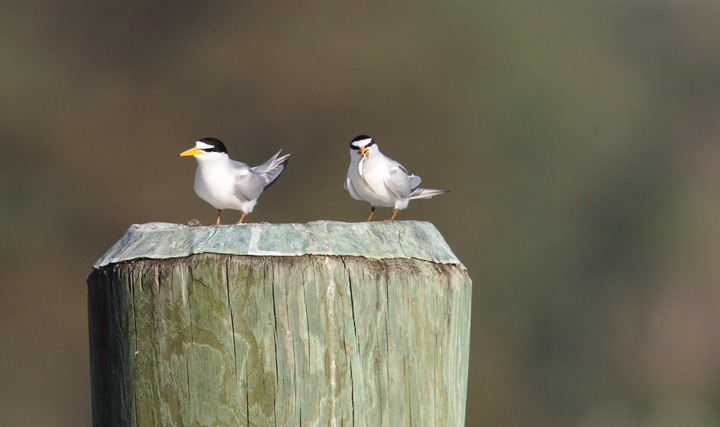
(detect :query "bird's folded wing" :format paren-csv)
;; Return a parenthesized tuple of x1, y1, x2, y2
(233, 169, 265, 202)
(383, 166, 413, 199)
(345, 178, 364, 201)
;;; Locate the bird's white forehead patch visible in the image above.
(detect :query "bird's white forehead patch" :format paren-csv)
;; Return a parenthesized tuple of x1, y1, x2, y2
(196, 141, 214, 150)
(352, 138, 373, 148)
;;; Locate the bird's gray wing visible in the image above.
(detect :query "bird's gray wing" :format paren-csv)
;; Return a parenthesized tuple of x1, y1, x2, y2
(345, 177, 364, 201)
(251, 150, 291, 191)
(231, 161, 266, 201)
(383, 163, 413, 199)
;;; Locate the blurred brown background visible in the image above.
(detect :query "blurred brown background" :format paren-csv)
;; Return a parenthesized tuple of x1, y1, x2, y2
(2, 1, 720, 426)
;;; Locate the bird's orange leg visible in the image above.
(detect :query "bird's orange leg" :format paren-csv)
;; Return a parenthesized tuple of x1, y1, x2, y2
(385, 209, 398, 221)
(215, 210, 222, 225)
(238, 212, 246, 224)
(366, 206, 376, 221)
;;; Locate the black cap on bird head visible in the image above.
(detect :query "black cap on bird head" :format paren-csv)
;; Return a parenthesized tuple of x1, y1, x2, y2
(349, 135, 376, 154)
(196, 137, 228, 153)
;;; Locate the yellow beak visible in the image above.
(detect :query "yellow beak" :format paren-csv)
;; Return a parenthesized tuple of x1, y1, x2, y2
(179, 146, 203, 157)
(358, 146, 368, 155)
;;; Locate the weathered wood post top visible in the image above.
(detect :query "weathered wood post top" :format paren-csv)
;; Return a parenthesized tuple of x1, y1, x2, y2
(88, 220, 472, 427)
(93, 221, 464, 268)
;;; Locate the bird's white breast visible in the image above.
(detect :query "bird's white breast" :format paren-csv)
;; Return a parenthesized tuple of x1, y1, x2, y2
(193, 155, 247, 211)
(347, 152, 400, 208)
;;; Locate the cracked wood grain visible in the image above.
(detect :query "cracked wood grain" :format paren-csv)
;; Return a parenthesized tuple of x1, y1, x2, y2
(88, 253, 471, 427)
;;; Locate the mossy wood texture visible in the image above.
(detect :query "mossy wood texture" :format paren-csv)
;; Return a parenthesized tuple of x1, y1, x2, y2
(88, 222, 471, 427)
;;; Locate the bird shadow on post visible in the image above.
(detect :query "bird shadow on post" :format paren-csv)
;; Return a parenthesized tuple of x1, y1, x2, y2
(88, 221, 472, 427)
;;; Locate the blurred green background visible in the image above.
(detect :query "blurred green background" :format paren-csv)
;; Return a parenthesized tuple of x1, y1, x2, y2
(2, 1, 720, 426)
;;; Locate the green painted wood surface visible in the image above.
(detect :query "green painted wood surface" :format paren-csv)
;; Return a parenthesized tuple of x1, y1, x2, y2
(88, 222, 472, 427)
(92, 221, 462, 268)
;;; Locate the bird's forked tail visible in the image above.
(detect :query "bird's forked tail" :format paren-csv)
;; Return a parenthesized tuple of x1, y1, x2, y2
(253, 150, 291, 191)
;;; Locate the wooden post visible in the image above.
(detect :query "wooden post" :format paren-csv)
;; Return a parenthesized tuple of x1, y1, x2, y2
(88, 221, 472, 427)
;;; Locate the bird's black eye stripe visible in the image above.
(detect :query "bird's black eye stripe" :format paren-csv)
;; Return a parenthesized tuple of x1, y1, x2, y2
(349, 135, 375, 150)
(197, 137, 228, 153)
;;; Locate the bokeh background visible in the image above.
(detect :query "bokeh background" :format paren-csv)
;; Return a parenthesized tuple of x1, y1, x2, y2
(2, 1, 720, 426)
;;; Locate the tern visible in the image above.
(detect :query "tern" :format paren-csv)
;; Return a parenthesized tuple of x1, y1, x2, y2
(344, 135, 449, 221)
(180, 137, 290, 225)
